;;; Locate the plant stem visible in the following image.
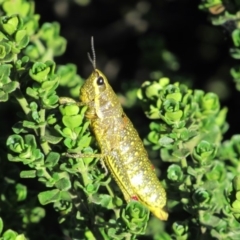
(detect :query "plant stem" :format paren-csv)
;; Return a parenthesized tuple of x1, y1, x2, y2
(39, 108, 51, 155)
(13, 89, 31, 116)
(181, 157, 188, 169)
(105, 183, 114, 197)
(79, 159, 92, 186)
(32, 38, 45, 56)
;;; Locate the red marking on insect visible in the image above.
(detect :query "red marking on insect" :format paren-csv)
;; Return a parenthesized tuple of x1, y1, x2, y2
(152, 165, 155, 170)
(131, 195, 139, 201)
(121, 114, 128, 129)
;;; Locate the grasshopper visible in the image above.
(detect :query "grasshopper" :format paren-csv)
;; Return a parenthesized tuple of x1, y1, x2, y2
(61, 38, 168, 220)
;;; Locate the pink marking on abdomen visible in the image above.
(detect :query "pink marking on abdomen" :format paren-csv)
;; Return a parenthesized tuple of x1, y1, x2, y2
(131, 195, 138, 201)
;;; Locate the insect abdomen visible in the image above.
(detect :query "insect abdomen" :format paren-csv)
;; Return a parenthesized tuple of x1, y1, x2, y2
(115, 114, 168, 220)
(91, 112, 168, 220)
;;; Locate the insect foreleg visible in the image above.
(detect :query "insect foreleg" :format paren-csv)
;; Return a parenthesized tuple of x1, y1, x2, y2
(59, 97, 87, 107)
(59, 97, 77, 105)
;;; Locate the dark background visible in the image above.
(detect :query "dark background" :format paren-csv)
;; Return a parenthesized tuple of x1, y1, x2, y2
(35, 0, 238, 139)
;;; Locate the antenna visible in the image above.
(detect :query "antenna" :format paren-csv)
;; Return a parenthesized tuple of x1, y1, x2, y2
(87, 36, 96, 70)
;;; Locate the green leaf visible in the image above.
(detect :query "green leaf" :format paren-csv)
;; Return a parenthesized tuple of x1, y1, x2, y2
(0, 64, 11, 83)
(40, 22, 59, 42)
(52, 36, 67, 56)
(41, 78, 59, 91)
(42, 94, 58, 107)
(16, 234, 27, 240)
(0, 15, 20, 35)
(2, 229, 18, 239)
(192, 188, 211, 206)
(42, 134, 62, 144)
(59, 191, 72, 201)
(60, 105, 80, 116)
(29, 62, 51, 82)
(233, 176, 240, 192)
(20, 170, 36, 178)
(15, 183, 27, 201)
(99, 195, 115, 210)
(22, 120, 39, 129)
(2, 81, 19, 93)
(26, 86, 39, 99)
(121, 201, 149, 235)
(15, 30, 29, 48)
(172, 221, 189, 239)
(84, 230, 97, 240)
(172, 148, 190, 159)
(0, 42, 14, 63)
(24, 134, 38, 149)
(0, 90, 8, 101)
(167, 164, 184, 183)
(77, 134, 91, 149)
(12, 121, 27, 134)
(24, 15, 39, 36)
(39, 22, 67, 56)
(29, 207, 45, 223)
(62, 115, 84, 129)
(38, 189, 61, 205)
(192, 140, 217, 166)
(63, 138, 73, 148)
(232, 29, 240, 47)
(200, 92, 220, 115)
(232, 199, 240, 209)
(159, 136, 174, 146)
(205, 162, 226, 182)
(0, 217, 3, 235)
(46, 114, 57, 125)
(230, 48, 240, 59)
(55, 177, 71, 191)
(58, 63, 78, 85)
(6, 134, 25, 153)
(62, 127, 74, 138)
(24, 44, 41, 60)
(45, 152, 60, 168)
(3, 0, 32, 17)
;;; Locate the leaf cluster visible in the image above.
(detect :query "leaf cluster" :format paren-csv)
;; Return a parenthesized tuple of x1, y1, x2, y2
(0, 0, 153, 239)
(1, 0, 240, 240)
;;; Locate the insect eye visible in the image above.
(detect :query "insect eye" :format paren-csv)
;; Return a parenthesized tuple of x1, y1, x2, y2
(97, 76, 104, 86)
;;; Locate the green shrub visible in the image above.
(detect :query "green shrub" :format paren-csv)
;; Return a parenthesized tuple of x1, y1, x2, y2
(1, 0, 240, 239)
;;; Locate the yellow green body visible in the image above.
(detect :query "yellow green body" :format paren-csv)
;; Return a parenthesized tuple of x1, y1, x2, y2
(79, 69, 168, 220)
